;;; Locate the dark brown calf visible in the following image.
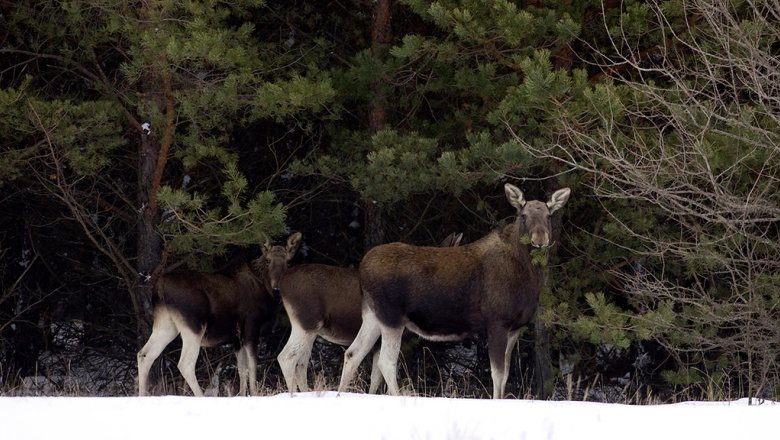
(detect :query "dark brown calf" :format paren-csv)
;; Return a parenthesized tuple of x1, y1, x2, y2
(338, 185, 570, 399)
(277, 232, 463, 393)
(136, 233, 301, 396)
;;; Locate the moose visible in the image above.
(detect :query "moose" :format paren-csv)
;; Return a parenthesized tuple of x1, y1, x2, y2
(277, 232, 463, 393)
(338, 184, 570, 399)
(137, 233, 302, 397)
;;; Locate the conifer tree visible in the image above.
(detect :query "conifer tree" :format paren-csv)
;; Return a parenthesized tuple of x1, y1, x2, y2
(510, 0, 780, 398)
(0, 1, 335, 343)
(292, 0, 603, 397)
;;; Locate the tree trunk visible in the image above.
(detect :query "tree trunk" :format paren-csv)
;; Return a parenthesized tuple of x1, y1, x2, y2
(533, 315, 553, 399)
(533, 182, 565, 398)
(369, 0, 391, 132)
(363, 198, 385, 250)
(133, 45, 175, 343)
(134, 132, 162, 345)
(363, 0, 392, 250)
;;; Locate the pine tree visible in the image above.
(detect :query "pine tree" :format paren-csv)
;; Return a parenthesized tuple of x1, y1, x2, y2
(512, 0, 780, 399)
(292, 0, 607, 397)
(0, 1, 335, 345)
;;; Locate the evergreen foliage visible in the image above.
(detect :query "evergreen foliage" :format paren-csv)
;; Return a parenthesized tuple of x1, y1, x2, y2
(1, 0, 334, 259)
(1, 0, 777, 400)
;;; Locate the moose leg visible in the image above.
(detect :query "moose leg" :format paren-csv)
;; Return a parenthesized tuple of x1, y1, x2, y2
(244, 342, 259, 396)
(376, 324, 404, 396)
(487, 326, 510, 399)
(294, 333, 317, 392)
(278, 324, 313, 393)
(248, 347, 258, 396)
(177, 327, 206, 397)
(338, 307, 381, 393)
(368, 349, 383, 394)
(137, 310, 179, 396)
(499, 330, 521, 398)
(236, 343, 258, 396)
(236, 348, 248, 396)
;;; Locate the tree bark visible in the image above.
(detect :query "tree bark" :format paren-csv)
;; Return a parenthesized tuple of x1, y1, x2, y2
(369, 0, 391, 133)
(533, 315, 553, 399)
(133, 57, 175, 346)
(363, 0, 392, 250)
(135, 132, 162, 345)
(533, 182, 565, 398)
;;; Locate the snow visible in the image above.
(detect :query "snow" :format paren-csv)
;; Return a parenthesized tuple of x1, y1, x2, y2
(0, 392, 777, 439)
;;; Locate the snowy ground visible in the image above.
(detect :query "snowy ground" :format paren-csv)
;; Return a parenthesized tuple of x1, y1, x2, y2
(1, 392, 777, 439)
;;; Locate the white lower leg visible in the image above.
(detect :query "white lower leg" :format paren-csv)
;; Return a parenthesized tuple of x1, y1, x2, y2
(338, 309, 381, 393)
(368, 349, 383, 394)
(377, 326, 404, 396)
(136, 311, 178, 396)
(236, 348, 249, 396)
(278, 325, 311, 393)
(499, 331, 520, 398)
(295, 335, 316, 392)
(490, 358, 506, 400)
(178, 329, 205, 397)
(245, 345, 258, 396)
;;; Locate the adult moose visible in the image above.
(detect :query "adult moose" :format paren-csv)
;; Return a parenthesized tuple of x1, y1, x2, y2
(338, 184, 570, 399)
(277, 233, 463, 393)
(137, 233, 302, 397)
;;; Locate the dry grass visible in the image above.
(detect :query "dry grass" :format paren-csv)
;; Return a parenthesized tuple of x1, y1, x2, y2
(2, 354, 768, 403)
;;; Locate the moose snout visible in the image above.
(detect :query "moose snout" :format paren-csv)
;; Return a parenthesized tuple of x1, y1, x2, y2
(530, 230, 550, 248)
(268, 277, 282, 301)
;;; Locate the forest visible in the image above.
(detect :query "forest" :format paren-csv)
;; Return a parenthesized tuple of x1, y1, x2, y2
(0, 0, 778, 401)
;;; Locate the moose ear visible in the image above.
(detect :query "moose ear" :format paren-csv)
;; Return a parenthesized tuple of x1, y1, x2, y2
(440, 232, 463, 247)
(451, 232, 463, 247)
(546, 188, 571, 213)
(504, 183, 526, 211)
(286, 232, 303, 256)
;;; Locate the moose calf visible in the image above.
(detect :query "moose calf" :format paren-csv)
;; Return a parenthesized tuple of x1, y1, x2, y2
(137, 233, 301, 396)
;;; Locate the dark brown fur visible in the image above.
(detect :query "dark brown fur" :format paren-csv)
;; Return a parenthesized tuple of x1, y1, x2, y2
(339, 185, 570, 398)
(137, 233, 301, 396)
(155, 261, 275, 350)
(281, 233, 463, 345)
(277, 233, 462, 393)
(361, 224, 542, 337)
(280, 264, 362, 345)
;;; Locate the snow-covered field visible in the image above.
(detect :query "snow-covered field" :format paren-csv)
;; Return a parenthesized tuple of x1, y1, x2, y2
(1, 392, 777, 439)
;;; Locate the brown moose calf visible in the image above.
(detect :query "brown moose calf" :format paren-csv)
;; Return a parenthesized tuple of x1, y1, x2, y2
(136, 233, 301, 396)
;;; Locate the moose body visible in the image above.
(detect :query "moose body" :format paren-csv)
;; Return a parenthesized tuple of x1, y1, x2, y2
(338, 185, 570, 399)
(277, 232, 463, 393)
(137, 233, 301, 396)
(277, 264, 365, 393)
